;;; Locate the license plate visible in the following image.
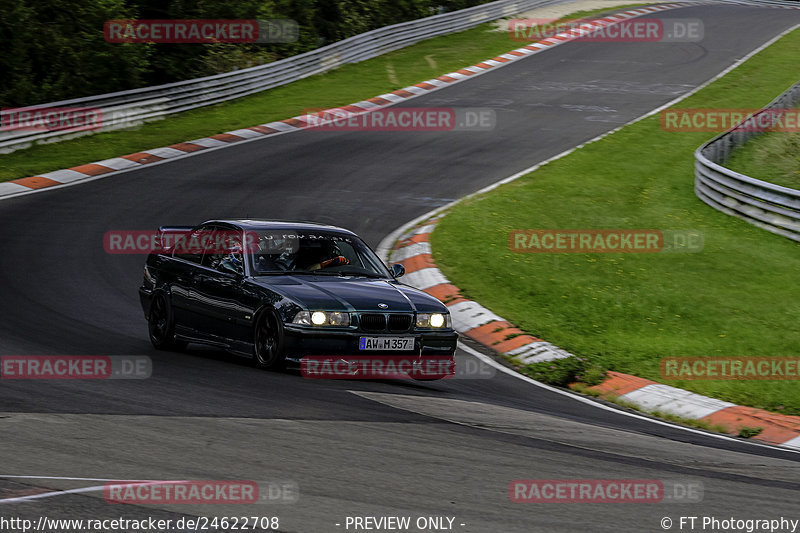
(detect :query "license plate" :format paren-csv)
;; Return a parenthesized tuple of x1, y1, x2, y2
(359, 336, 415, 351)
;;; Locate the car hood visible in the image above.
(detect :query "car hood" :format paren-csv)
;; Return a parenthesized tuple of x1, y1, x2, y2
(249, 275, 446, 313)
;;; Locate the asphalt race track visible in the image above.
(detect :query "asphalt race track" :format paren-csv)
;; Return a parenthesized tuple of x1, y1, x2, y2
(2, 5, 800, 532)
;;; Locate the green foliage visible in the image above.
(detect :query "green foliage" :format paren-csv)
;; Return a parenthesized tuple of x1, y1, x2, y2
(0, 0, 501, 106)
(523, 358, 583, 387)
(737, 426, 764, 439)
(521, 356, 605, 387)
(578, 363, 607, 387)
(0, 0, 151, 105)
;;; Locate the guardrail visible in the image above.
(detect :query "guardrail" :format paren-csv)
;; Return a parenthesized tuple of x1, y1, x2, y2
(694, 80, 800, 242)
(0, 0, 572, 154)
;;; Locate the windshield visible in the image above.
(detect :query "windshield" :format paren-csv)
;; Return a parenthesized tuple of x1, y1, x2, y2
(248, 230, 391, 277)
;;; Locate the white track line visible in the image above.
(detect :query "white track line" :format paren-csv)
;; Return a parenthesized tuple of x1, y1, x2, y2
(0, 477, 189, 504)
(0, 484, 112, 504)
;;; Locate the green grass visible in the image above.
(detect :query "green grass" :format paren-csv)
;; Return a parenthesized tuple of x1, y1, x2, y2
(726, 120, 800, 190)
(0, 3, 653, 182)
(737, 426, 764, 438)
(432, 27, 800, 415)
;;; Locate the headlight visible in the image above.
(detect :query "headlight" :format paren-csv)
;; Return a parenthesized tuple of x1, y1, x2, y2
(293, 311, 350, 327)
(416, 312, 450, 329)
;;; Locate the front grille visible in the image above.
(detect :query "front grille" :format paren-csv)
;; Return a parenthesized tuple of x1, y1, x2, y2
(388, 314, 412, 332)
(359, 313, 413, 332)
(359, 314, 386, 332)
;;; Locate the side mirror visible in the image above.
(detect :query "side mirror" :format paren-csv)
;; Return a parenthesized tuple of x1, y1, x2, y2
(391, 263, 405, 278)
(218, 261, 244, 277)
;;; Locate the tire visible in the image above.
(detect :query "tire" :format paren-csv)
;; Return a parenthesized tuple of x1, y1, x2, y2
(253, 310, 285, 370)
(148, 292, 187, 351)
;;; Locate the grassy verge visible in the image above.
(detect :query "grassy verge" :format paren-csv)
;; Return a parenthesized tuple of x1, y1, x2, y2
(726, 119, 800, 190)
(0, 3, 654, 183)
(432, 28, 800, 415)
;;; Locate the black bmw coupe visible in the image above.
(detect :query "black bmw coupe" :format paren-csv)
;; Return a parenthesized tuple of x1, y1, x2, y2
(139, 220, 458, 374)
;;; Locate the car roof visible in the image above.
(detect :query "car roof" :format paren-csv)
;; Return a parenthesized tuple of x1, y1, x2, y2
(203, 219, 357, 236)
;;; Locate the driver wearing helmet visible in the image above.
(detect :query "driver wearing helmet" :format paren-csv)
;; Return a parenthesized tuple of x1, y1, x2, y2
(217, 242, 244, 274)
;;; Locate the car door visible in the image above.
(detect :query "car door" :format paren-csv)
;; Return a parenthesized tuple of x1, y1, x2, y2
(192, 226, 249, 343)
(168, 226, 207, 333)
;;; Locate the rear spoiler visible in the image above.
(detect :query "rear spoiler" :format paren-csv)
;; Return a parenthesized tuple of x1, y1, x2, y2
(156, 225, 194, 254)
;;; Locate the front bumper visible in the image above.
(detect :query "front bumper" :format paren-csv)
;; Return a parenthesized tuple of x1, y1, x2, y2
(282, 324, 458, 362)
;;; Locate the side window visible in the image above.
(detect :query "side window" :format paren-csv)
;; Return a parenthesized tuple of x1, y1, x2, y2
(201, 228, 245, 274)
(172, 226, 210, 264)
